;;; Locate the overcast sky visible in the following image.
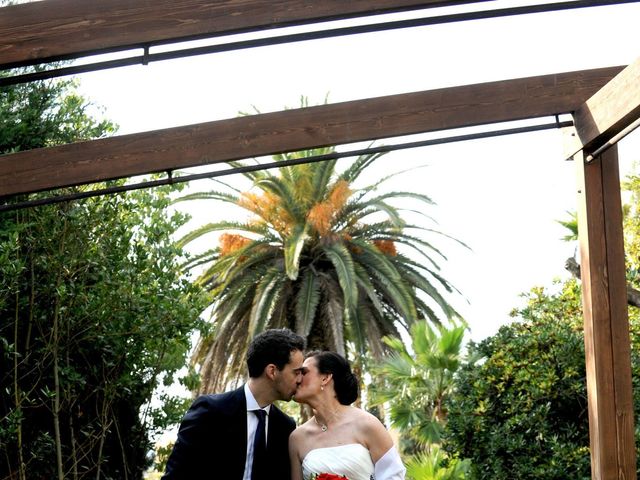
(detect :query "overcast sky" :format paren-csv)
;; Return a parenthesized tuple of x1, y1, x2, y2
(76, 1, 640, 342)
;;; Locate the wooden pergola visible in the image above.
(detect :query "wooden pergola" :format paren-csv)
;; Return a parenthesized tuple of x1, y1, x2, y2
(1, 1, 639, 477)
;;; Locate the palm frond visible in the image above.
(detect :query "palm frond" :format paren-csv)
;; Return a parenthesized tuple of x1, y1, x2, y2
(227, 159, 268, 182)
(370, 190, 435, 206)
(248, 267, 285, 336)
(310, 158, 338, 203)
(255, 176, 304, 221)
(354, 263, 385, 317)
(318, 276, 346, 355)
(339, 149, 384, 184)
(176, 221, 272, 248)
(558, 210, 579, 241)
(294, 268, 321, 337)
(322, 241, 358, 321)
(368, 201, 405, 228)
(351, 239, 416, 322)
(351, 298, 375, 356)
(395, 260, 461, 322)
(172, 190, 240, 205)
(283, 223, 309, 280)
(207, 177, 244, 194)
(180, 248, 220, 271)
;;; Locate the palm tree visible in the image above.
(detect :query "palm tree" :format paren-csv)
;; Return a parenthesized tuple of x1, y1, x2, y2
(176, 146, 463, 393)
(369, 320, 466, 446)
(369, 320, 470, 480)
(404, 445, 470, 480)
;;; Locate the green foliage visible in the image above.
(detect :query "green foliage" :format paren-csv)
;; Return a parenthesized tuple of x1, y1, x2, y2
(0, 187, 207, 479)
(622, 173, 640, 286)
(370, 321, 467, 448)
(369, 320, 468, 479)
(444, 279, 640, 479)
(556, 211, 578, 242)
(0, 76, 206, 479)
(405, 445, 470, 480)
(0, 73, 115, 153)
(176, 113, 465, 392)
(444, 167, 640, 478)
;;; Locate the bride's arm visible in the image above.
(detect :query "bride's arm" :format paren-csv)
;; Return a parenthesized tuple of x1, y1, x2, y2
(289, 431, 304, 480)
(361, 413, 406, 480)
(373, 447, 405, 480)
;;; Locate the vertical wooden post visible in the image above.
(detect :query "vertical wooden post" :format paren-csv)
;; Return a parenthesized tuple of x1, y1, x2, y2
(576, 145, 636, 479)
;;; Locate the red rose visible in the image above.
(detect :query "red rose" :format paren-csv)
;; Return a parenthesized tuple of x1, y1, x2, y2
(315, 474, 349, 480)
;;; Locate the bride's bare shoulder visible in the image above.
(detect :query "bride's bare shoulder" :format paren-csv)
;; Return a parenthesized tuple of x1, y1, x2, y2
(350, 406, 380, 422)
(349, 407, 387, 434)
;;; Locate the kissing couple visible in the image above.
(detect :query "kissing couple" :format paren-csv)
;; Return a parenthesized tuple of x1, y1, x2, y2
(162, 328, 405, 480)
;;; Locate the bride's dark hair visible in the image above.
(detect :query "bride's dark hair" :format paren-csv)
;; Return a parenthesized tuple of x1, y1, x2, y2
(307, 351, 359, 405)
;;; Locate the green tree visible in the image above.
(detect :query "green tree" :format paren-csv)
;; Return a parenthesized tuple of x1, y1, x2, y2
(444, 278, 640, 479)
(177, 141, 463, 392)
(370, 320, 467, 447)
(0, 75, 206, 479)
(0, 74, 114, 153)
(370, 320, 470, 480)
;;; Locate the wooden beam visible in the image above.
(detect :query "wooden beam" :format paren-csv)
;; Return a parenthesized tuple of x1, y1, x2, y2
(573, 56, 640, 154)
(576, 146, 636, 479)
(0, 66, 623, 197)
(0, 0, 486, 69)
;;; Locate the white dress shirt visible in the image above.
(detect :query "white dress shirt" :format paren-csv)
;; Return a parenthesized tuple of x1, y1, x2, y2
(242, 383, 271, 480)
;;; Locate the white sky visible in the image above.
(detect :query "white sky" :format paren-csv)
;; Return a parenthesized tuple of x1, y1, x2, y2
(76, 1, 640, 342)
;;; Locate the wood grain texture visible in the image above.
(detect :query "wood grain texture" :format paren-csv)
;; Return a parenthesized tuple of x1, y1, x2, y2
(574, 56, 640, 153)
(0, 0, 487, 68)
(601, 147, 637, 479)
(576, 146, 636, 479)
(0, 66, 623, 197)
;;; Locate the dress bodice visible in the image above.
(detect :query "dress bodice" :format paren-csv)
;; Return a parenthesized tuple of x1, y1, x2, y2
(302, 443, 374, 480)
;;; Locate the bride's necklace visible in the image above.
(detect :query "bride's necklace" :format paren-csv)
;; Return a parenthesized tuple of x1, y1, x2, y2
(313, 416, 328, 432)
(314, 409, 340, 432)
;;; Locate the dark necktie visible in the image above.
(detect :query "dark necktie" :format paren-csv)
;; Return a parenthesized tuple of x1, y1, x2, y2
(251, 409, 267, 480)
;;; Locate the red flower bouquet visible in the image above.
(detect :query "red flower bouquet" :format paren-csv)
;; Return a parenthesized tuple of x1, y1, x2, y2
(312, 474, 349, 480)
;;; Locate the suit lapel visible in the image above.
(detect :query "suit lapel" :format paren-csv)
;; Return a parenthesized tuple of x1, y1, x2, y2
(266, 405, 285, 451)
(225, 387, 248, 477)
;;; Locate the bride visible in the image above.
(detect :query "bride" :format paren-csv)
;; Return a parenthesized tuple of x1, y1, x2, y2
(289, 351, 405, 480)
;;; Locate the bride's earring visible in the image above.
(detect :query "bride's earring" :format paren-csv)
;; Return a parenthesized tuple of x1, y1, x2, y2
(321, 385, 324, 391)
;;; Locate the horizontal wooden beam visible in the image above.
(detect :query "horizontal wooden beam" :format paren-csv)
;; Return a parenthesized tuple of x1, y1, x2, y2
(573, 56, 640, 154)
(0, 65, 623, 197)
(0, 0, 486, 69)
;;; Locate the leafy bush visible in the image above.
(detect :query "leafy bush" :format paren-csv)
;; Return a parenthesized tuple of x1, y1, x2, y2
(0, 74, 207, 479)
(444, 280, 640, 478)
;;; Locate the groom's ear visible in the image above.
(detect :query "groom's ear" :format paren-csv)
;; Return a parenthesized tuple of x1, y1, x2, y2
(264, 363, 278, 380)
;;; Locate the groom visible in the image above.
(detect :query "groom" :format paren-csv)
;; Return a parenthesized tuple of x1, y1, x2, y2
(161, 328, 305, 479)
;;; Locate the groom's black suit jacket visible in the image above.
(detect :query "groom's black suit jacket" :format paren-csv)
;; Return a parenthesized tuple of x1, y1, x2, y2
(162, 386, 296, 479)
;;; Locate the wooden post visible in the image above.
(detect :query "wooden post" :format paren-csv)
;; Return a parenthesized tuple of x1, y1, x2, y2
(576, 145, 636, 479)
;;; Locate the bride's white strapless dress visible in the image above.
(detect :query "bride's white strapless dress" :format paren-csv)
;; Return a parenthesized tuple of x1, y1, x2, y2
(302, 443, 374, 480)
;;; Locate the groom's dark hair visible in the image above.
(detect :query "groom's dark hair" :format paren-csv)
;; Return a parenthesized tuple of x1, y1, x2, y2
(247, 329, 305, 377)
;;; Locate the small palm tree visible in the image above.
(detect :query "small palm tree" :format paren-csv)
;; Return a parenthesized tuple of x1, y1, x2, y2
(177, 145, 463, 392)
(369, 320, 466, 446)
(370, 320, 469, 480)
(404, 445, 470, 480)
